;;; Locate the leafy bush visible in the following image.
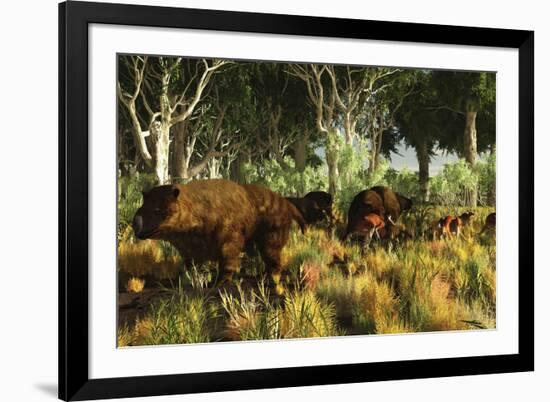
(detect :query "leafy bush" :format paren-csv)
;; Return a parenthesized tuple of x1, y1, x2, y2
(242, 157, 326, 197)
(383, 167, 421, 201)
(429, 159, 478, 206)
(427, 156, 495, 206)
(118, 173, 156, 238)
(475, 152, 496, 206)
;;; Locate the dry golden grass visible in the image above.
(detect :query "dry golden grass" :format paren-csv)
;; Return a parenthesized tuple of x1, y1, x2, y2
(117, 324, 136, 347)
(300, 261, 322, 291)
(126, 277, 145, 293)
(118, 206, 496, 346)
(118, 240, 181, 280)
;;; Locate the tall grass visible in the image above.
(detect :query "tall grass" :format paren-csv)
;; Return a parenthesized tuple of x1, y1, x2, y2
(132, 279, 218, 345)
(118, 207, 496, 346)
(218, 281, 342, 341)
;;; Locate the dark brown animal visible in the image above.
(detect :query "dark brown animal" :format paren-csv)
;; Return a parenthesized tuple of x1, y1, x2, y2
(437, 215, 464, 238)
(437, 212, 474, 239)
(342, 187, 413, 241)
(286, 197, 325, 225)
(378, 221, 413, 244)
(479, 212, 496, 235)
(459, 211, 475, 227)
(342, 190, 385, 241)
(304, 191, 333, 226)
(347, 212, 386, 246)
(369, 186, 413, 222)
(132, 179, 305, 294)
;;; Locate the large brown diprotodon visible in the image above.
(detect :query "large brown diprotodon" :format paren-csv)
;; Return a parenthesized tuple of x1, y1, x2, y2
(131, 179, 305, 294)
(342, 186, 413, 241)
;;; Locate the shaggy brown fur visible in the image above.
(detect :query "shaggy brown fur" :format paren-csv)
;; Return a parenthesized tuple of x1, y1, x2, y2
(345, 212, 386, 246)
(438, 215, 462, 238)
(436, 212, 474, 239)
(355, 213, 385, 235)
(342, 190, 385, 241)
(479, 212, 496, 235)
(286, 197, 325, 225)
(304, 191, 333, 226)
(132, 179, 305, 293)
(369, 186, 413, 222)
(459, 211, 475, 227)
(378, 221, 413, 243)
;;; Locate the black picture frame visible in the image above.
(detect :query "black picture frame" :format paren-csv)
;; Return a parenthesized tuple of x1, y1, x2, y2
(59, 1, 534, 400)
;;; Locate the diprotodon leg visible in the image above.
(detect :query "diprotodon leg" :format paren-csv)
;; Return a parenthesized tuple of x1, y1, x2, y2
(258, 230, 288, 296)
(214, 235, 245, 288)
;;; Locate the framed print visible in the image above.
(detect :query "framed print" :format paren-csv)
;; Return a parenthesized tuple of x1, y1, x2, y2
(59, 1, 534, 400)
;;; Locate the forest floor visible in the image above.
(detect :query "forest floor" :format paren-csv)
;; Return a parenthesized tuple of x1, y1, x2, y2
(117, 206, 496, 346)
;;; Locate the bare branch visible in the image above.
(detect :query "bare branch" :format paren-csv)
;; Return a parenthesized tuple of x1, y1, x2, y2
(170, 59, 229, 126)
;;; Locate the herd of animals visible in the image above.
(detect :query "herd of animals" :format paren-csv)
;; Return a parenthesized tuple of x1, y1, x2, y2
(131, 178, 496, 294)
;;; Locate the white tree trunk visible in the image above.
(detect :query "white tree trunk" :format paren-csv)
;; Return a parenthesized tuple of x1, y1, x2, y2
(151, 121, 170, 184)
(207, 158, 221, 179)
(416, 137, 430, 203)
(464, 110, 478, 207)
(326, 129, 341, 196)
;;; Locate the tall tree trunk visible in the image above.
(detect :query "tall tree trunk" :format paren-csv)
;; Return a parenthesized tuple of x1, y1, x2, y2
(294, 136, 308, 173)
(368, 127, 384, 176)
(368, 146, 381, 176)
(464, 109, 478, 207)
(207, 157, 221, 179)
(172, 120, 188, 180)
(416, 137, 430, 203)
(293, 131, 309, 196)
(152, 70, 173, 185)
(326, 129, 340, 196)
(151, 121, 170, 185)
(230, 153, 245, 183)
(343, 113, 354, 145)
(487, 143, 496, 206)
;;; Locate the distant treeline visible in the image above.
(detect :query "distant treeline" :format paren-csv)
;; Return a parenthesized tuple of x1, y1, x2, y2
(117, 56, 495, 206)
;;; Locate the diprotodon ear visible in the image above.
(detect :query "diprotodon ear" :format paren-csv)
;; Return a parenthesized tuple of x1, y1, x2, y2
(172, 186, 180, 199)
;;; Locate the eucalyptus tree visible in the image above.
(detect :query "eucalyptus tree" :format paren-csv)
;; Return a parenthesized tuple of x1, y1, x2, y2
(430, 71, 496, 206)
(356, 69, 417, 176)
(117, 55, 229, 184)
(244, 62, 306, 170)
(393, 71, 440, 202)
(170, 62, 249, 181)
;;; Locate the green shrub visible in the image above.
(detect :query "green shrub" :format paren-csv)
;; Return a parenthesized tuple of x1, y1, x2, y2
(242, 157, 326, 197)
(429, 159, 478, 206)
(117, 173, 156, 238)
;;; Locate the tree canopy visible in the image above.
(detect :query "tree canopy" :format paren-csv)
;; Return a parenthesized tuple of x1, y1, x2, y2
(117, 56, 496, 206)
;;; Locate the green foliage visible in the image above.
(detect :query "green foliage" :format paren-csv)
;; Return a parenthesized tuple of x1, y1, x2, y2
(428, 156, 495, 206)
(242, 156, 326, 196)
(117, 173, 157, 238)
(383, 167, 421, 200)
(429, 159, 478, 206)
(333, 141, 372, 213)
(475, 152, 496, 206)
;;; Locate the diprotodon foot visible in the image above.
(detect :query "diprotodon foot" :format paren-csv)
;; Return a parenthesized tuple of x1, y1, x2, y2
(212, 272, 234, 289)
(271, 273, 285, 296)
(273, 283, 285, 296)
